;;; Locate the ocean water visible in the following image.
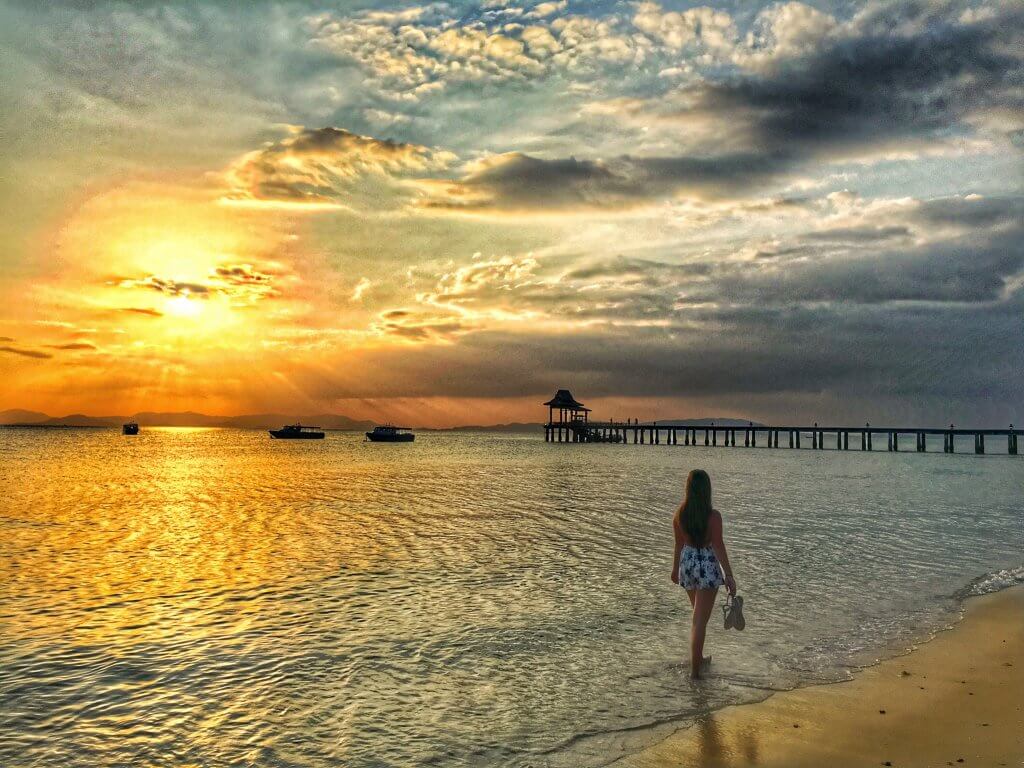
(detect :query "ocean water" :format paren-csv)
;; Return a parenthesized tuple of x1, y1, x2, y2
(0, 426, 1021, 767)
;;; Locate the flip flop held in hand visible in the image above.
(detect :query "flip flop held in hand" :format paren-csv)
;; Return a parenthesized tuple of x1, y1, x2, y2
(723, 594, 746, 631)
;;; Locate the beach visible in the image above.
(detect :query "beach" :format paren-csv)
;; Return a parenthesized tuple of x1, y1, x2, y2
(615, 586, 1024, 768)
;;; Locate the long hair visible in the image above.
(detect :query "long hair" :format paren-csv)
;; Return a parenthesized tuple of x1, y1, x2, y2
(675, 469, 713, 547)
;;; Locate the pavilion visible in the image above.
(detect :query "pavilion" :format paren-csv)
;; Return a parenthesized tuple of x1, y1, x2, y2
(543, 389, 594, 442)
(544, 389, 590, 426)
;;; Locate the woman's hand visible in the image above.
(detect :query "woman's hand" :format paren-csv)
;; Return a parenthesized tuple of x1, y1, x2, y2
(671, 569, 679, 584)
(724, 574, 737, 596)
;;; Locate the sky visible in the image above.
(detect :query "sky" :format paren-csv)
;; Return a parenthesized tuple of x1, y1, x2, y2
(0, 0, 1021, 427)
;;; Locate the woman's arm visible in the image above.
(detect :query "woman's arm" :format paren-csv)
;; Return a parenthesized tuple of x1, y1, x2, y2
(671, 518, 683, 583)
(709, 511, 737, 595)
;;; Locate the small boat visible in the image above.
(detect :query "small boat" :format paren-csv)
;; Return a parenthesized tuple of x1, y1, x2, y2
(122, 422, 139, 435)
(269, 424, 325, 439)
(365, 425, 415, 442)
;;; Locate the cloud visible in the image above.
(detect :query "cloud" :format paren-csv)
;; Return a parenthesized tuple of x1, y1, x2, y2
(527, 1, 567, 20)
(414, 150, 787, 212)
(374, 309, 468, 341)
(424, 253, 542, 308)
(739, 2, 838, 68)
(351, 277, 372, 301)
(116, 276, 212, 297)
(221, 126, 455, 209)
(632, 3, 737, 54)
(118, 307, 164, 317)
(0, 346, 52, 359)
(114, 263, 282, 304)
(46, 342, 97, 350)
(224, 3, 1023, 218)
(306, 4, 652, 100)
(673, 0, 1023, 159)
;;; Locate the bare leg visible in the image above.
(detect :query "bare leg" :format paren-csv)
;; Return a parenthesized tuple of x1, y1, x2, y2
(685, 589, 696, 608)
(690, 587, 719, 678)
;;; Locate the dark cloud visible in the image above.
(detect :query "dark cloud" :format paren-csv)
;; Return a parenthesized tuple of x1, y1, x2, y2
(114, 266, 280, 303)
(286, 290, 1024, 419)
(686, 234, 1022, 306)
(117, 276, 211, 297)
(0, 345, 52, 359)
(689, 1, 1024, 155)
(214, 264, 273, 285)
(558, 197, 1024, 309)
(331, 191, 1023, 417)
(418, 151, 788, 211)
(0, 336, 13, 342)
(419, 1, 1023, 212)
(802, 226, 911, 243)
(916, 195, 1024, 227)
(118, 307, 163, 317)
(46, 342, 97, 350)
(375, 310, 467, 340)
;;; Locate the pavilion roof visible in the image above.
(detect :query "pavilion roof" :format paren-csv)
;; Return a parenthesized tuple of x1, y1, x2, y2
(543, 389, 590, 410)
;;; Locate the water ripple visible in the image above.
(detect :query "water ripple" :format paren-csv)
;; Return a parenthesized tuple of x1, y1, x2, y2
(0, 427, 1021, 767)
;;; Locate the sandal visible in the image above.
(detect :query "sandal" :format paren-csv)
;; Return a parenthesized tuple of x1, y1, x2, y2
(723, 594, 746, 631)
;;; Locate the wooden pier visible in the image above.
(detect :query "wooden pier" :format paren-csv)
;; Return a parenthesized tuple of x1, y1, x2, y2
(542, 391, 1019, 455)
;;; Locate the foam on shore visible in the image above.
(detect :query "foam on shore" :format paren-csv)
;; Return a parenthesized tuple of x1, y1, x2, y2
(611, 585, 1024, 768)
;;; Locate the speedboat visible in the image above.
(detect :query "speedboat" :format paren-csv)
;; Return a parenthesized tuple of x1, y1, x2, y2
(269, 424, 325, 439)
(365, 425, 414, 442)
(122, 422, 139, 435)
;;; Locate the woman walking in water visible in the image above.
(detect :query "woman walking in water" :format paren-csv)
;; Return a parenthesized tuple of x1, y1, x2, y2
(671, 469, 737, 678)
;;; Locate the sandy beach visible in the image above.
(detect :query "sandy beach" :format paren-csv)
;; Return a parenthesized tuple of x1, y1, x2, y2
(616, 586, 1024, 768)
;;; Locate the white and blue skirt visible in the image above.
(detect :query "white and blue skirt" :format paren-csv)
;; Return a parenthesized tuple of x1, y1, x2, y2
(679, 545, 725, 590)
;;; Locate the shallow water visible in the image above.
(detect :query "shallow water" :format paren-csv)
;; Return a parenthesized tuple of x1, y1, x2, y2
(1, 427, 1021, 767)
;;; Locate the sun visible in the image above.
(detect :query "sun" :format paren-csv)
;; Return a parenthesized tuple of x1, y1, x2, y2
(165, 293, 203, 318)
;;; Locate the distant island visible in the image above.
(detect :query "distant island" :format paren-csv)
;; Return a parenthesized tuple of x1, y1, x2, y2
(0, 410, 760, 432)
(0, 409, 375, 430)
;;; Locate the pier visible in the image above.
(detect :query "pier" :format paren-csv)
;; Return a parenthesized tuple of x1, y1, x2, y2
(542, 391, 1019, 455)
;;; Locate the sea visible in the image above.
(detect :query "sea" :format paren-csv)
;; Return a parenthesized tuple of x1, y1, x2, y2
(1, 426, 1021, 767)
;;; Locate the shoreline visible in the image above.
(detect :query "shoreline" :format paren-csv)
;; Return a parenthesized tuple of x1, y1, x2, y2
(613, 585, 1024, 767)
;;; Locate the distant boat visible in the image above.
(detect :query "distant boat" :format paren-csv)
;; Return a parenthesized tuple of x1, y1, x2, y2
(365, 425, 415, 442)
(122, 422, 139, 435)
(269, 424, 325, 439)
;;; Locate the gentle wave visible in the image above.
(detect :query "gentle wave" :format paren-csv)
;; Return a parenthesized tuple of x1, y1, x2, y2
(960, 564, 1024, 596)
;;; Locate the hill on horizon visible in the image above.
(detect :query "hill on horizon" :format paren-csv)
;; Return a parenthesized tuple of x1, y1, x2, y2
(1, 410, 762, 431)
(0, 409, 376, 430)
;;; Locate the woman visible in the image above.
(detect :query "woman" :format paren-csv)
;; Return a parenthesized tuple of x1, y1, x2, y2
(670, 469, 736, 678)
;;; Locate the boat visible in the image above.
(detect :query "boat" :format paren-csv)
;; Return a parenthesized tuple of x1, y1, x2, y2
(365, 425, 415, 442)
(122, 422, 139, 435)
(269, 424, 325, 439)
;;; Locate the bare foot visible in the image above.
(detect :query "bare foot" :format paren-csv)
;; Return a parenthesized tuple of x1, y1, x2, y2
(690, 656, 712, 679)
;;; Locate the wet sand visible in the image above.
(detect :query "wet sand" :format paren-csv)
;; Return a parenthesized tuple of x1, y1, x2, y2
(615, 586, 1024, 768)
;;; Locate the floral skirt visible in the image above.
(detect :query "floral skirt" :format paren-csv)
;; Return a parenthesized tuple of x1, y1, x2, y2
(679, 545, 724, 590)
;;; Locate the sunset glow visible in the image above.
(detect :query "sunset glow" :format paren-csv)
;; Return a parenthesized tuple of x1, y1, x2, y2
(0, 0, 1021, 426)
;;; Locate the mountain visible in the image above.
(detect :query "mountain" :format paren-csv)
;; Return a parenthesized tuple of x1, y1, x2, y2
(132, 411, 220, 427)
(421, 422, 544, 433)
(0, 409, 50, 425)
(0, 409, 375, 430)
(218, 413, 375, 430)
(0, 409, 50, 428)
(40, 413, 123, 427)
(1, 410, 760, 431)
(295, 413, 376, 431)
